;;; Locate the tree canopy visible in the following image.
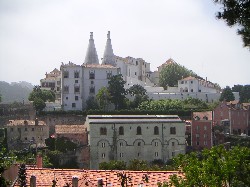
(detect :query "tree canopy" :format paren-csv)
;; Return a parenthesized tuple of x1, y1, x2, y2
(96, 87, 111, 110)
(28, 86, 55, 112)
(162, 145, 250, 187)
(232, 84, 250, 102)
(220, 86, 235, 102)
(127, 84, 149, 109)
(159, 63, 197, 88)
(108, 74, 126, 110)
(214, 0, 250, 48)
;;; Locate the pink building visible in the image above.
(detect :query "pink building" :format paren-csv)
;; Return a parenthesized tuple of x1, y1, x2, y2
(191, 111, 213, 151)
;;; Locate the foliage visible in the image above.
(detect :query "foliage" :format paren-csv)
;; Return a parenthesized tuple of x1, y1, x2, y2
(0, 148, 13, 187)
(86, 96, 99, 110)
(108, 74, 127, 110)
(159, 63, 197, 88)
(220, 86, 235, 102)
(99, 160, 127, 170)
(28, 85, 55, 112)
(18, 164, 27, 187)
(0, 94, 1, 103)
(45, 137, 77, 153)
(127, 159, 149, 171)
(214, 0, 250, 48)
(127, 84, 149, 109)
(232, 84, 250, 103)
(164, 145, 250, 187)
(96, 87, 111, 110)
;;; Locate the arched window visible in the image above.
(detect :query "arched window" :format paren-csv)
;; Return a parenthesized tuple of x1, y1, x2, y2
(137, 126, 142, 135)
(119, 126, 124, 135)
(154, 126, 159, 135)
(100, 127, 107, 135)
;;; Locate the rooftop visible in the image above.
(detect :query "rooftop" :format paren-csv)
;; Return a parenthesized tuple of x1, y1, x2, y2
(55, 125, 87, 134)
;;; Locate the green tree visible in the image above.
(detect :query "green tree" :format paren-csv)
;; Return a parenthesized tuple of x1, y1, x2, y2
(18, 164, 27, 187)
(0, 148, 13, 187)
(214, 0, 250, 48)
(86, 96, 99, 110)
(108, 74, 127, 110)
(159, 63, 197, 88)
(220, 86, 235, 101)
(28, 85, 55, 112)
(166, 145, 250, 187)
(99, 160, 127, 170)
(232, 84, 250, 103)
(127, 84, 149, 109)
(96, 87, 111, 110)
(127, 159, 149, 171)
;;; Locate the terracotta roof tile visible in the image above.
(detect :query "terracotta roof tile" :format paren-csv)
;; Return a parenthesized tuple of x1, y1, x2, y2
(16, 168, 183, 187)
(55, 125, 86, 134)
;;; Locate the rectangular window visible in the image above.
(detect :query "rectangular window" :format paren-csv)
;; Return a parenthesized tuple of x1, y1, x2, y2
(102, 153, 105, 158)
(204, 125, 207, 130)
(107, 72, 112, 79)
(89, 87, 95, 94)
(75, 96, 78, 101)
(72, 103, 76, 108)
(155, 142, 158, 146)
(120, 153, 123, 158)
(64, 86, 69, 93)
(25, 128, 27, 131)
(155, 152, 158, 157)
(74, 71, 79, 78)
(89, 71, 95, 79)
(196, 141, 200, 145)
(32, 128, 34, 131)
(74, 86, 80, 93)
(172, 142, 175, 146)
(101, 143, 105, 148)
(63, 71, 69, 78)
(170, 127, 176, 134)
(172, 152, 175, 157)
(75, 80, 78, 83)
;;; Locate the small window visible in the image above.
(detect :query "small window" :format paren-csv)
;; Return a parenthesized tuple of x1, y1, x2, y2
(89, 71, 95, 79)
(66, 97, 68, 100)
(204, 125, 207, 130)
(32, 128, 34, 131)
(172, 152, 175, 157)
(155, 142, 158, 146)
(102, 153, 105, 158)
(91, 80, 94, 84)
(135, 72, 137, 75)
(120, 142, 123, 147)
(138, 142, 141, 146)
(172, 142, 175, 146)
(191, 89, 193, 92)
(24, 137, 27, 140)
(191, 81, 193, 84)
(100, 127, 107, 135)
(196, 141, 200, 145)
(154, 126, 159, 135)
(74, 86, 80, 93)
(136, 126, 142, 135)
(137, 153, 140, 157)
(119, 126, 124, 135)
(75, 80, 78, 83)
(64, 86, 69, 92)
(25, 128, 27, 131)
(120, 153, 123, 157)
(74, 71, 79, 78)
(72, 103, 76, 108)
(75, 96, 78, 101)
(170, 127, 176, 134)
(101, 143, 105, 148)
(155, 152, 158, 157)
(204, 141, 207, 145)
(89, 87, 95, 94)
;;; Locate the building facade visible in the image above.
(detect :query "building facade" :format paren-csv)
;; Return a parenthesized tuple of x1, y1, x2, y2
(86, 115, 186, 169)
(6, 119, 49, 150)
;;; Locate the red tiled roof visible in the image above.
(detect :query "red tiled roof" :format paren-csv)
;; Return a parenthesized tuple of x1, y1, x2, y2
(15, 168, 183, 187)
(55, 125, 87, 134)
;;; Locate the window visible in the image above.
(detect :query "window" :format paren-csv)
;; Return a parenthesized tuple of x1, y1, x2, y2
(155, 142, 158, 146)
(100, 127, 107, 135)
(25, 137, 27, 140)
(204, 141, 207, 145)
(107, 72, 112, 79)
(75, 80, 78, 83)
(181, 81, 184, 84)
(101, 143, 105, 148)
(89, 71, 95, 79)
(138, 153, 140, 157)
(72, 103, 76, 108)
(191, 89, 193, 92)
(136, 126, 142, 135)
(64, 86, 69, 93)
(119, 126, 124, 135)
(196, 134, 200, 138)
(136, 61, 138, 65)
(32, 128, 34, 131)
(196, 126, 199, 131)
(120, 153, 124, 158)
(204, 134, 207, 138)
(204, 125, 207, 130)
(74, 71, 79, 78)
(120, 142, 123, 147)
(75, 96, 78, 101)
(91, 81, 94, 84)
(25, 128, 27, 131)
(74, 86, 80, 93)
(63, 71, 69, 78)
(172, 152, 175, 157)
(135, 72, 137, 75)
(138, 142, 141, 146)
(196, 141, 200, 145)
(170, 127, 176, 134)
(191, 81, 193, 84)
(155, 152, 159, 157)
(89, 87, 95, 94)
(154, 126, 159, 135)
(101, 153, 105, 158)
(172, 142, 175, 146)
(203, 116, 208, 120)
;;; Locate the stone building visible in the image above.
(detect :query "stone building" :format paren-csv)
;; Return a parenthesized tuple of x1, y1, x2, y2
(86, 115, 186, 169)
(6, 119, 49, 150)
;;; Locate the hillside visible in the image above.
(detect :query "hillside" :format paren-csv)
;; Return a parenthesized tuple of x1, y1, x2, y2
(0, 81, 33, 103)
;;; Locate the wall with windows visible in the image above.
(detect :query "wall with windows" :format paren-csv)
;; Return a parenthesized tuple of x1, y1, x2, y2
(6, 119, 49, 150)
(86, 115, 186, 169)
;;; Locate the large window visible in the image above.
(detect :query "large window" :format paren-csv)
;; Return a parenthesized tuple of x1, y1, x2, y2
(136, 126, 142, 135)
(154, 126, 159, 135)
(119, 126, 124, 135)
(100, 127, 107, 135)
(170, 127, 176, 134)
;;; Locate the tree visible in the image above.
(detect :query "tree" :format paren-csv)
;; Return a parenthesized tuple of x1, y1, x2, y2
(214, 0, 250, 48)
(127, 84, 149, 109)
(127, 159, 149, 171)
(220, 86, 235, 101)
(28, 85, 55, 112)
(86, 96, 99, 110)
(108, 74, 127, 110)
(0, 148, 13, 187)
(165, 145, 250, 187)
(96, 87, 111, 110)
(0, 94, 2, 103)
(18, 164, 27, 187)
(99, 160, 127, 170)
(232, 84, 250, 103)
(159, 63, 197, 88)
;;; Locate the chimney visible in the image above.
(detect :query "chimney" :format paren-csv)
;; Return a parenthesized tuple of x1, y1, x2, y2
(35, 118, 38, 126)
(30, 175, 36, 187)
(72, 176, 78, 187)
(36, 154, 43, 168)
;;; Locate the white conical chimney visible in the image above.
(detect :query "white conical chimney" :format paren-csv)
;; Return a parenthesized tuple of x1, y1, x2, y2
(84, 32, 99, 65)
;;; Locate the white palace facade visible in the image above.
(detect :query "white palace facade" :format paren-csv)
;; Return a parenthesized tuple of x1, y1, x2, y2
(40, 31, 239, 111)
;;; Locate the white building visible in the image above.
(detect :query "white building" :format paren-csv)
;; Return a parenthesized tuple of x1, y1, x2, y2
(86, 115, 186, 169)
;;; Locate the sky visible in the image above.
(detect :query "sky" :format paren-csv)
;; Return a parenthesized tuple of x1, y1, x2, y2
(0, 0, 249, 88)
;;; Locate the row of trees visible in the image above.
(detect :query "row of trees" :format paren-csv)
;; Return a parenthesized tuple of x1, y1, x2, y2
(220, 85, 250, 102)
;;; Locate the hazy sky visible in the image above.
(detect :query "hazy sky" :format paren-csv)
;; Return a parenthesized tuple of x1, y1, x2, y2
(0, 0, 249, 88)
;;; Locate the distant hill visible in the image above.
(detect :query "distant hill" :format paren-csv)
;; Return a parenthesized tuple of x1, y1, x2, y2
(0, 81, 33, 103)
